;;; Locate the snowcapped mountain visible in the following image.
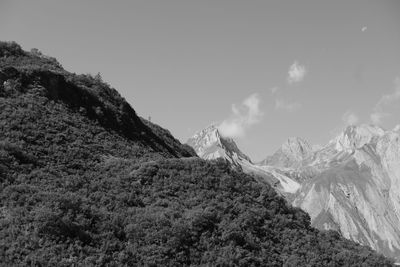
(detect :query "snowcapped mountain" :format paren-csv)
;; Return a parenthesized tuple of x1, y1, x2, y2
(258, 137, 313, 168)
(186, 125, 251, 167)
(187, 125, 301, 194)
(332, 124, 385, 151)
(188, 123, 400, 261)
(290, 124, 400, 261)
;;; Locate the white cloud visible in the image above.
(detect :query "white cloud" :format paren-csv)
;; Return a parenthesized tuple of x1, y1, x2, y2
(218, 93, 263, 138)
(275, 98, 301, 112)
(370, 112, 389, 125)
(370, 77, 400, 125)
(287, 61, 307, 84)
(342, 111, 359, 126)
(361, 26, 368, 32)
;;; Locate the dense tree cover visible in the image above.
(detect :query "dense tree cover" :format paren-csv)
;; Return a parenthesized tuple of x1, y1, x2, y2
(0, 41, 394, 266)
(0, 41, 194, 158)
(0, 41, 62, 73)
(141, 118, 196, 158)
(0, 41, 25, 58)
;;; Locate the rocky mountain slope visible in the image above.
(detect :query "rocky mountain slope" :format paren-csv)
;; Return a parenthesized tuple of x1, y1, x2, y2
(187, 126, 301, 194)
(0, 41, 392, 265)
(189, 124, 400, 262)
(259, 137, 313, 168)
(186, 125, 251, 167)
(292, 125, 400, 261)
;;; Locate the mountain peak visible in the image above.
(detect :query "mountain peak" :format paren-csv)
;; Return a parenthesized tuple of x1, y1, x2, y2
(186, 124, 251, 165)
(260, 136, 312, 168)
(282, 137, 312, 155)
(187, 124, 221, 157)
(333, 124, 385, 151)
(343, 124, 384, 134)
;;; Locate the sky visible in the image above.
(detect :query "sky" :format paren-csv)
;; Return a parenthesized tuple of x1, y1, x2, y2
(1, 0, 400, 161)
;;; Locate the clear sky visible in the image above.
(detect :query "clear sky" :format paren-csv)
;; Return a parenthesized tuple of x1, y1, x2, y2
(1, 0, 400, 161)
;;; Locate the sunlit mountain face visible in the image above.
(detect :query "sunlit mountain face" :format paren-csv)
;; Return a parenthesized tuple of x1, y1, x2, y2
(189, 124, 400, 261)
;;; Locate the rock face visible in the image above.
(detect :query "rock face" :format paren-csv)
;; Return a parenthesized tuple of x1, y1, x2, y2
(187, 126, 301, 195)
(289, 125, 400, 261)
(332, 124, 385, 151)
(186, 125, 251, 167)
(188, 124, 400, 262)
(259, 137, 313, 168)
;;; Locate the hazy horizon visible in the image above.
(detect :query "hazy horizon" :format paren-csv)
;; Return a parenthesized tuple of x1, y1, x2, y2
(1, 0, 399, 161)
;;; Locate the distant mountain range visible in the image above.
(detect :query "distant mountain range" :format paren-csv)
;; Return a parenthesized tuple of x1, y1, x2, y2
(188, 124, 400, 261)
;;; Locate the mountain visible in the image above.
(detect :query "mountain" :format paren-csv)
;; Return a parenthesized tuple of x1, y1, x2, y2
(186, 125, 251, 167)
(187, 126, 302, 194)
(293, 125, 400, 261)
(259, 137, 313, 168)
(332, 124, 385, 152)
(0, 41, 393, 266)
(189, 123, 400, 262)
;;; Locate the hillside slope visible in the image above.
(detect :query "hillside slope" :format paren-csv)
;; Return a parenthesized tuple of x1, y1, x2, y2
(0, 42, 393, 266)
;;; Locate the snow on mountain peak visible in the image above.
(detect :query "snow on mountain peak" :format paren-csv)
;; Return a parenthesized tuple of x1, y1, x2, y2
(187, 125, 221, 157)
(332, 124, 385, 151)
(187, 126, 301, 195)
(282, 137, 313, 158)
(259, 137, 312, 168)
(186, 124, 251, 163)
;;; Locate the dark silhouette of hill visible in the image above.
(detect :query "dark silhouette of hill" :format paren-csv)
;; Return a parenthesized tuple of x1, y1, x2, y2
(0, 41, 393, 266)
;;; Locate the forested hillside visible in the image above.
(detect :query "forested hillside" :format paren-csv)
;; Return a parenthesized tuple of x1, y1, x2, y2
(0, 42, 393, 266)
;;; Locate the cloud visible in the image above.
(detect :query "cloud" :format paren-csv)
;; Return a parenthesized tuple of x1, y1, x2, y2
(287, 61, 307, 84)
(218, 93, 263, 138)
(370, 112, 389, 125)
(342, 111, 359, 126)
(370, 77, 400, 124)
(361, 26, 368, 32)
(275, 98, 301, 112)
